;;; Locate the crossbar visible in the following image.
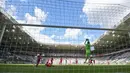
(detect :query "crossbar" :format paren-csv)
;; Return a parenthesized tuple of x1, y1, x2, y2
(6, 23, 130, 31)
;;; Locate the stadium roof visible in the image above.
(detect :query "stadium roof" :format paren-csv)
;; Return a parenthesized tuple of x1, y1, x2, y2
(93, 13, 130, 54)
(0, 7, 41, 52)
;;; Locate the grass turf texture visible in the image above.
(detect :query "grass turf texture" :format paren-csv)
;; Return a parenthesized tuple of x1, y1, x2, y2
(0, 64, 130, 73)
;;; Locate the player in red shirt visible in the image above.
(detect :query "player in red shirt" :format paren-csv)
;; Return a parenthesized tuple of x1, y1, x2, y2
(59, 57, 63, 64)
(76, 58, 78, 64)
(88, 56, 94, 65)
(46, 58, 54, 67)
(46, 59, 51, 67)
(51, 58, 54, 65)
(36, 53, 42, 67)
(89, 59, 93, 65)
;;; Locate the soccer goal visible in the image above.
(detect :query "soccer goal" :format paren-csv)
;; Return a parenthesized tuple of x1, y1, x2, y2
(0, 0, 130, 73)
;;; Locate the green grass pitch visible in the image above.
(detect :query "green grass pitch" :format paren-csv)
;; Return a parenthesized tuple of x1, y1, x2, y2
(0, 64, 130, 73)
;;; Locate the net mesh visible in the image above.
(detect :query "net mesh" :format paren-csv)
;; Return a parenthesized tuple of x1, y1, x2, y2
(0, 0, 130, 73)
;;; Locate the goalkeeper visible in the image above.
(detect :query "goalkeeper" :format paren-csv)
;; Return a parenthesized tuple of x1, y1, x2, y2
(84, 39, 91, 64)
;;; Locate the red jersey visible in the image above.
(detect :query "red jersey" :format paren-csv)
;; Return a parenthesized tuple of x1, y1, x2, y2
(76, 59, 78, 64)
(60, 58, 62, 62)
(37, 55, 42, 60)
(59, 58, 63, 64)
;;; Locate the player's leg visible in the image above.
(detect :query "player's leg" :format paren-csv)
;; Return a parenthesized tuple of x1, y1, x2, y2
(89, 59, 93, 65)
(84, 53, 90, 64)
(84, 55, 89, 63)
(88, 59, 91, 65)
(84, 58, 87, 63)
(93, 60, 95, 64)
(91, 60, 93, 65)
(36, 59, 40, 67)
(84, 55, 88, 63)
(36, 61, 38, 67)
(32, 60, 35, 66)
(51, 61, 55, 67)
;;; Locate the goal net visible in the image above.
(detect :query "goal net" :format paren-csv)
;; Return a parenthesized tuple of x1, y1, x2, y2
(0, 0, 130, 73)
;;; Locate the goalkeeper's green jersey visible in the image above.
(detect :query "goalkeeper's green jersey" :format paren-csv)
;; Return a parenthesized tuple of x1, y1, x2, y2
(85, 41, 91, 57)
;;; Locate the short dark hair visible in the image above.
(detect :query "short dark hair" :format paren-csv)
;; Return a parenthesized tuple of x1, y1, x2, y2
(86, 39, 89, 41)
